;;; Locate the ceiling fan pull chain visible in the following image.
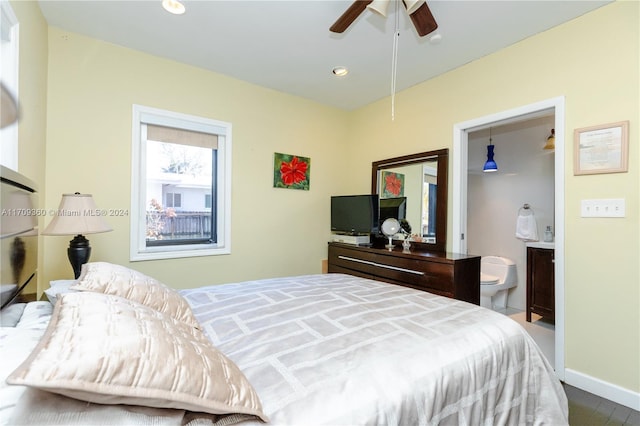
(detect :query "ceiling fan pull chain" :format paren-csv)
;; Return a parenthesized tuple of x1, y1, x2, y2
(391, 0, 400, 120)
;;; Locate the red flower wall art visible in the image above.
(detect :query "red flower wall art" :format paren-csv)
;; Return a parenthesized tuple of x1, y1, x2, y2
(273, 152, 310, 190)
(381, 171, 404, 198)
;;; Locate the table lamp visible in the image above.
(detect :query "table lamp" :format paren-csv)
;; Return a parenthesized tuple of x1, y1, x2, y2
(43, 193, 112, 278)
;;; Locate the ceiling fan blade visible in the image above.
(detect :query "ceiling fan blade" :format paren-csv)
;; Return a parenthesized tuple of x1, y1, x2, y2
(330, 0, 373, 33)
(404, 1, 438, 37)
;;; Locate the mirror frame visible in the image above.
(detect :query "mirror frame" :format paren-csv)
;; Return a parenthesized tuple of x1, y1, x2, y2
(371, 148, 448, 253)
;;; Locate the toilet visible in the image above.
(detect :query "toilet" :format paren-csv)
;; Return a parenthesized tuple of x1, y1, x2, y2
(480, 256, 517, 310)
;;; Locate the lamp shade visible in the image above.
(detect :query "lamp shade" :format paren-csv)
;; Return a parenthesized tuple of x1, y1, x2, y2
(43, 193, 112, 236)
(405, 0, 425, 15)
(483, 145, 498, 173)
(543, 128, 555, 150)
(1, 82, 19, 129)
(367, 0, 391, 17)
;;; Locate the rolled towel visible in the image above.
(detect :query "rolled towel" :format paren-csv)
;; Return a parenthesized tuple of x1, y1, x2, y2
(516, 214, 539, 241)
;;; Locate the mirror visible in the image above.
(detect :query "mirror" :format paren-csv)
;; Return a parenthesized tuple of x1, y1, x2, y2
(372, 149, 448, 253)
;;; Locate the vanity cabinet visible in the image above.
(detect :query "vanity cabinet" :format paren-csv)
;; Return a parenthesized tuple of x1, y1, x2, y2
(526, 247, 555, 322)
(327, 242, 480, 305)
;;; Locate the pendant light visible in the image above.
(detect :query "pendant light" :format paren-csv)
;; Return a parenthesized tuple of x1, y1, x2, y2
(543, 128, 555, 150)
(483, 127, 498, 173)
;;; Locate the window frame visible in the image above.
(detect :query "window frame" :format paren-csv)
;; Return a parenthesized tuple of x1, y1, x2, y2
(130, 104, 232, 261)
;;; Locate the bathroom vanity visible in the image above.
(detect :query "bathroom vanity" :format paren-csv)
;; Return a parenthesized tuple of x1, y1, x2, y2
(526, 243, 555, 322)
(327, 242, 480, 305)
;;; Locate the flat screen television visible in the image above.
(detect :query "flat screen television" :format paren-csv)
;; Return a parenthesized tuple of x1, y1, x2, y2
(330, 195, 379, 235)
(379, 197, 407, 226)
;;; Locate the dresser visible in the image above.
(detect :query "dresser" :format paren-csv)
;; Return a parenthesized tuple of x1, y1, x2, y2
(327, 242, 480, 305)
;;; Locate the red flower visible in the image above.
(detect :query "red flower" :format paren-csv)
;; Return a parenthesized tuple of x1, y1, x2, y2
(385, 173, 402, 196)
(280, 156, 308, 186)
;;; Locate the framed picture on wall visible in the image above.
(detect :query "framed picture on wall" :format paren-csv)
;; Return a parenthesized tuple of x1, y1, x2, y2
(380, 171, 404, 197)
(574, 121, 629, 175)
(273, 152, 310, 190)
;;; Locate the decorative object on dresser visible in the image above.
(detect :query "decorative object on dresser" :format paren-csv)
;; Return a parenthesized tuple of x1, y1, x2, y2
(380, 218, 401, 250)
(399, 218, 412, 253)
(328, 242, 480, 305)
(526, 245, 555, 322)
(43, 193, 112, 279)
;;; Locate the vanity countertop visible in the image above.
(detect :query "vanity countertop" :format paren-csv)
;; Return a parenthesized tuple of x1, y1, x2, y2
(525, 241, 555, 249)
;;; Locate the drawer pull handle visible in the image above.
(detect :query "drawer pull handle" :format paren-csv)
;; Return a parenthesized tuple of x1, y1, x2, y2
(338, 255, 425, 276)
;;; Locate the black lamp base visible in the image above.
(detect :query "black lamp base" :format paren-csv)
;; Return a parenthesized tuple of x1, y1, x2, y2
(68, 234, 91, 279)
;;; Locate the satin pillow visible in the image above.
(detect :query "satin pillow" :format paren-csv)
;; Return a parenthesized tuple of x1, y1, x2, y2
(71, 262, 199, 328)
(7, 292, 267, 422)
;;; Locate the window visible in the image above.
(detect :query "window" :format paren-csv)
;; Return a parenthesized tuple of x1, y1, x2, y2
(131, 105, 231, 261)
(165, 193, 181, 208)
(1, 0, 19, 169)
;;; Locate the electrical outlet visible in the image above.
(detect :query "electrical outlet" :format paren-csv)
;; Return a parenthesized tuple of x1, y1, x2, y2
(581, 199, 625, 217)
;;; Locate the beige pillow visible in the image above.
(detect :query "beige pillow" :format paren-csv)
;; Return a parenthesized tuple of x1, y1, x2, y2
(71, 262, 199, 328)
(7, 292, 267, 422)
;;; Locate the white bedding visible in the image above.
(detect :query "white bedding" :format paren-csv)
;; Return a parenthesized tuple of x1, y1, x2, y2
(182, 274, 568, 425)
(1, 302, 53, 423)
(1, 274, 568, 425)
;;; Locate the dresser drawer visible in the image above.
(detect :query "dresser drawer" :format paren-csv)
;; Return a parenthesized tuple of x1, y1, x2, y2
(329, 245, 453, 293)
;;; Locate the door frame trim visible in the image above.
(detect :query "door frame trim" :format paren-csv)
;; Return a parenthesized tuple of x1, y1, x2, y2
(452, 96, 566, 379)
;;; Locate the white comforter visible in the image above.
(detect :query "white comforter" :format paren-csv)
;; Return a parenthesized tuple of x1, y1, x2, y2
(182, 273, 568, 425)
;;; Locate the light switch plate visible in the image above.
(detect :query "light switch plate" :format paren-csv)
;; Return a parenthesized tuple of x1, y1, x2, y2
(581, 199, 625, 217)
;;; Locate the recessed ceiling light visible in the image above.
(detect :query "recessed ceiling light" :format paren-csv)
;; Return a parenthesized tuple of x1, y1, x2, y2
(332, 66, 349, 77)
(162, 0, 185, 15)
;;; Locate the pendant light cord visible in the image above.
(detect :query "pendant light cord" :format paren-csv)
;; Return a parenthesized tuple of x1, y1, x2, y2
(391, 0, 400, 121)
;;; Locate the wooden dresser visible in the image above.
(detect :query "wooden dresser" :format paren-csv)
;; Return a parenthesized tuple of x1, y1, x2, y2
(327, 242, 480, 305)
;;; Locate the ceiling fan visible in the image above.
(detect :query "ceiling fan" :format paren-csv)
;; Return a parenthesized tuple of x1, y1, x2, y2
(330, 0, 438, 37)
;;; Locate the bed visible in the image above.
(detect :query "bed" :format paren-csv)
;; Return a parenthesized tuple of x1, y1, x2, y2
(1, 262, 568, 425)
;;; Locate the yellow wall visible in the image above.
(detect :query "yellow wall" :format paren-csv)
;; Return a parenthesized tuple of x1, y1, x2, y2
(348, 1, 639, 393)
(12, 0, 639, 399)
(10, 0, 48, 294)
(42, 28, 351, 288)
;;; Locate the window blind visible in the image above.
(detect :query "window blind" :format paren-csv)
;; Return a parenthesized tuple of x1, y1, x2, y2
(146, 124, 218, 149)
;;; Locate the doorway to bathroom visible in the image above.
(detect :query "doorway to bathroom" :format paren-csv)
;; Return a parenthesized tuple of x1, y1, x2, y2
(452, 97, 565, 380)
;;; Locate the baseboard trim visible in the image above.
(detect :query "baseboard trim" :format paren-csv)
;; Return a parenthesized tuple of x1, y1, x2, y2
(564, 368, 640, 411)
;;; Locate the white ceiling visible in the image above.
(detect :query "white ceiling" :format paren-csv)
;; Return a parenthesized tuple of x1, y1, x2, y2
(37, 0, 611, 111)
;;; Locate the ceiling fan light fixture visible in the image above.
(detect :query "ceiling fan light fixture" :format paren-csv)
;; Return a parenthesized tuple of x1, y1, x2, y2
(162, 0, 185, 15)
(332, 66, 349, 77)
(429, 33, 442, 44)
(367, 0, 391, 17)
(405, 0, 425, 15)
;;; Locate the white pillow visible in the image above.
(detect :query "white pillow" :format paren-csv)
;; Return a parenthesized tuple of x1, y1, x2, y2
(7, 292, 267, 422)
(71, 262, 200, 328)
(44, 280, 77, 305)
